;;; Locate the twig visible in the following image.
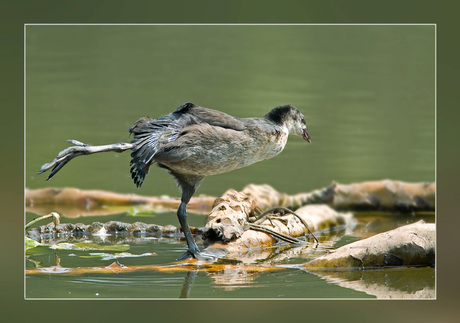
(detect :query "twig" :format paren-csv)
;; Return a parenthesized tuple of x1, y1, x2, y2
(25, 212, 60, 231)
(251, 206, 319, 245)
(248, 223, 307, 245)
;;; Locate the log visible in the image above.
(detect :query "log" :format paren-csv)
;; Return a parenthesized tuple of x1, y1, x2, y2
(25, 187, 215, 216)
(25, 179, 435, 219)
(303, 221, 435, 270)
(204, 204, 355, 259)
(25, 220, 202, 244)
(26, 180, 435, 216)
(238, 180, 435, 212)
(327, 180, 435, 211)
(202, 181, 434, 253)
(202, 184, 355, 242)
(25, 259, 284, 276)
(25, 181, 435, 258)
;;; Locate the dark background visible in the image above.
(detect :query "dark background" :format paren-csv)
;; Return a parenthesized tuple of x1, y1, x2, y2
(2, 0, 458, 322)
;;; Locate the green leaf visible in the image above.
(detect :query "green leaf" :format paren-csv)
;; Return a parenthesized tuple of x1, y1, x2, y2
(25, 237, 43, 250)
(79, 252, 157, 260)
(51, 241, 130, 252)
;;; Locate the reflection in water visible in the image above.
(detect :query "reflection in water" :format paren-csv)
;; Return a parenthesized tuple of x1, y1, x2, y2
(180, 270, 198, 298)
(208, 268, 259, 291)
(308, 267, 435, 299)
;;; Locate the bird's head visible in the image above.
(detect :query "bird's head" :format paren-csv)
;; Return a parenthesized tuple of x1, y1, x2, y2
(265, 105, 311, 143)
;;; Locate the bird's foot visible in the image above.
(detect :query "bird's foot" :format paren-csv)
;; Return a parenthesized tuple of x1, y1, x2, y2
(176, 249, 225, 262)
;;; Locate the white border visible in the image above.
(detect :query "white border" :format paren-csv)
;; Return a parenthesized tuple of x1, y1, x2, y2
(24, 23, 437, 301)
(434, 23, 437, 300)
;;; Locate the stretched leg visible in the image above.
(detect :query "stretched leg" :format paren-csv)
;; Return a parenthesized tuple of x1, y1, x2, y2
(39, 139, 133, 180)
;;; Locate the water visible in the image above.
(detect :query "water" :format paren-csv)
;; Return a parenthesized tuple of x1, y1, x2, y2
(25, 25, 435, 299)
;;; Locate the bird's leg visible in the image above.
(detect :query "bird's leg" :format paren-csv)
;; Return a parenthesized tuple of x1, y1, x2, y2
(176, 201, 201, 259)
(39, 140, 134, 180)
(176, 197, 220, 262)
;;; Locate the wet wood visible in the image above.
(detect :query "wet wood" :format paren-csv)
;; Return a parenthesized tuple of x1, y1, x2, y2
(204, 204, 354, 257)
(26, 220, 197, 243)
(25, 181, 435, 267)
(25, 259, 284, 275)
(26, 180, 435, 217)
(202, 184, 355, 243)
(326, 180, 435, 211)
(26, 218, 435, 272)
(25, 187, 215, 217)
(237, 180, 435, 212)
(201, 181, 434, 253)
(26, 181, 435, 258)
(303, 221, 435, 270)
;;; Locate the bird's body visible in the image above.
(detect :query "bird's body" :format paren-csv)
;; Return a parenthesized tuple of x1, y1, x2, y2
(129, 102, 294, 184)
(40, 102, 311, 261)
(155, 119, 288, 176)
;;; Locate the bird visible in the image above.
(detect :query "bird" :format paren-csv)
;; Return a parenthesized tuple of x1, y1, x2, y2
(39, 102, 311, 261)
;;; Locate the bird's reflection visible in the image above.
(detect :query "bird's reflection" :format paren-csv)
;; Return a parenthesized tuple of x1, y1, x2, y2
(180, 270, 198, 298)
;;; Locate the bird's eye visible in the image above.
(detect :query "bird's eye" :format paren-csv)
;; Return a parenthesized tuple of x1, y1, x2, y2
(301, 117, 306, 124)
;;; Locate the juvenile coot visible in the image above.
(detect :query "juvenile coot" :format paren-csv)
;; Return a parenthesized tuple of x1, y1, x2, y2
(39, 102, 311, 261)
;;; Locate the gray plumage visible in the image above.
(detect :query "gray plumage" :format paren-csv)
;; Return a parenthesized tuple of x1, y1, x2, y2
(39, 101, 311, 261)
(129, 102, 310, 189)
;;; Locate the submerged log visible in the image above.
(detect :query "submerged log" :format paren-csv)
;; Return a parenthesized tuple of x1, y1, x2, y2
(26, 220, 197, 244)
(303, 221, 435, 270)
(25, 259, 284, 276)
(26, 218, 435, 270)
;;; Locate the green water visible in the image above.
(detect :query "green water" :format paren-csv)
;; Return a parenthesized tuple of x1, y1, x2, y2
(25, 24, 435, 299)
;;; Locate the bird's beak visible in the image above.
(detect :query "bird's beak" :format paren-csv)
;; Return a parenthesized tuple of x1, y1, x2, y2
(303, 128, 311, 143)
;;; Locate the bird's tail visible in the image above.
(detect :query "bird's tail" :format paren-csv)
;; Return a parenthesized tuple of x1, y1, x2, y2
(129, 116, 180, 187)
